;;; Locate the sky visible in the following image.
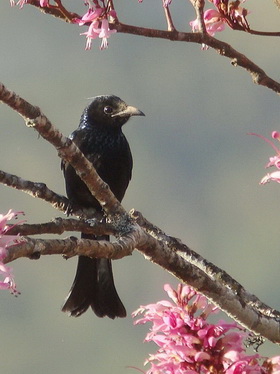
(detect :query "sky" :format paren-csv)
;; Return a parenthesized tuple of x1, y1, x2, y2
(0, 1, 280, 373)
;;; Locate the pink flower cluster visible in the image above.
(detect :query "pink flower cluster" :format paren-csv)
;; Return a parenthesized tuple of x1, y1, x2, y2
(0, 210, 24, 295)
(133, 283, 280, 373)
(10, 0, 49, 7)
(77, 4, 117, 50)
(251, 131, 280, 185)
(10, 0, 116, 50)
(190, 0, 250, 37)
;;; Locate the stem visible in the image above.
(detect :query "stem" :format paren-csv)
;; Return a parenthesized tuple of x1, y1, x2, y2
(162, 1, 176, 32)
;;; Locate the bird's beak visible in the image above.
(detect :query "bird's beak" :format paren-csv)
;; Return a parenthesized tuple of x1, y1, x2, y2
(111, 105, 145, 118)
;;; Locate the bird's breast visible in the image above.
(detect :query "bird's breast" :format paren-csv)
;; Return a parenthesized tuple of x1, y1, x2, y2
(77, 130, 133, 202)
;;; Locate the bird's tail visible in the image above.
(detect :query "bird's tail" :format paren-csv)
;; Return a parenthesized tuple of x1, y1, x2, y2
(61, 233, 126, 318)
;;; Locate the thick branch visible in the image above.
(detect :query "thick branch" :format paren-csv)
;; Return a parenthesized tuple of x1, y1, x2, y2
(25, 2, 280, 95)
(4, 210, 280, 344)
(112, 22, 280, 95)
(7, 217, 116, 236)
(130, 210, 280, 344)
(5, 224, 143, 262)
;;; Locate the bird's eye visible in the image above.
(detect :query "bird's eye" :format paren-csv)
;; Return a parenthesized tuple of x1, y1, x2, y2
(104, 106, 113, 115)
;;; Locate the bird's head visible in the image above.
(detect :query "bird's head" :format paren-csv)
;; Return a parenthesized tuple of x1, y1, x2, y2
(83, 95, 145, 129)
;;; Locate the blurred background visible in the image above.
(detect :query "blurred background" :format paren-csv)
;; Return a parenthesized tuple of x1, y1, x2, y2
(0, 0, 280, 372)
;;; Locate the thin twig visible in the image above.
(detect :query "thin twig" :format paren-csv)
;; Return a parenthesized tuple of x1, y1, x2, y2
(162, 1, 176, 32)
(29, 0, 79, 22)
(0, 169, 100, 219)
(22, 2, 280, 95)
(190, 0, 206, 34)
(247, 29, 280, 37)
(0, 169, 69, 213)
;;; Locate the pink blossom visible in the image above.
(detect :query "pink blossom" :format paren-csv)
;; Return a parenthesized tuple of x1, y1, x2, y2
(0, 209, 23, 236)
(190, 9, 225, 48)
(190, 0, 250, 37)
(11, 0, 118, 49)
(0, 210, 24, 295)
(260, 171, 280, 185)
(163, 0, 172, 7)
(204, 9, 226, 35)
(250, 131, 280, 185)
(15, 0, 28, 8)
(266, 155, 280, 169)
(190, 8, 225, 36)
(79, 9, 117, 50)
(272, 131, 280, 140)
(11, 0, 48, 8)
(80, 20, 101, 50)
(265, 356, 280, 373)
(98, 19, 117, 50)
(39, 0, 49, 6)
(78, 7, 103, 26)
(133, 283, 280, 373)
(0, 262, 17, 293)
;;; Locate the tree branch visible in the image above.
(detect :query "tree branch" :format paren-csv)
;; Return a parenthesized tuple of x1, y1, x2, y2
(4, 208, 280, 344)
(5, 233, 137, 262)
(189, 0, 207, 34)
(0, 169, 68, 212)
(112, 22, 280, 95)
(7, 217, 116, 236)
(162, 1, 176, 32)
(28, 0, 80, 22)
(131, 210, 280, 344)
(2, 154, 280, 344)
(24, 1, 280, 95)
(0, 169, 101, 219)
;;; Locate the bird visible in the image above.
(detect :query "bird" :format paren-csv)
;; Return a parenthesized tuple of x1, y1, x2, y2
(61, 95, 145, 318)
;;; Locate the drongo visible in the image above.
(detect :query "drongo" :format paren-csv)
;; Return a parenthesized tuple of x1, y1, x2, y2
(61, 95, 144, 318)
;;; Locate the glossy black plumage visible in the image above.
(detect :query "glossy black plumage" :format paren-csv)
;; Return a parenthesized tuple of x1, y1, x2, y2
(61, 95, 144, 318)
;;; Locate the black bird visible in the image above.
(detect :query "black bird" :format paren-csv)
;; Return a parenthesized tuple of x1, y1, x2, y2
(61, 95, 144, 318)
